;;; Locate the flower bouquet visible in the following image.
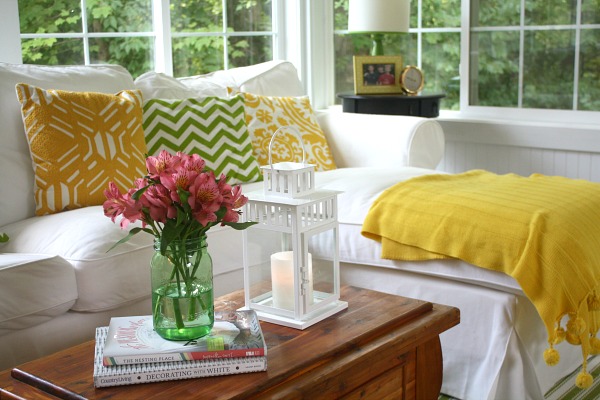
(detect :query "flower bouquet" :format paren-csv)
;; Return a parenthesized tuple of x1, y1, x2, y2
(103, 150, 256, 340)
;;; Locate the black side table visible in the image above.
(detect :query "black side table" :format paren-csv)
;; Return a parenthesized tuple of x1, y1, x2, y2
(337, 92, 445, 118)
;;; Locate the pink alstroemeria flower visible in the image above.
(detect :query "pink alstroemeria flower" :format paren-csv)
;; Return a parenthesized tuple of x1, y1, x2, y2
(179, 152, 205, 175)
(161, 168, 197, 203)
(146, 150, 181, 180)
(103, 182, 127, 223)
(122, 190, 144, 226)
(222, 185, 248, 223)
(104, 150, 254, 250)
(141, 183, 177, 223)
(188, 172, 223, 226)
(102, 182, 143, 229)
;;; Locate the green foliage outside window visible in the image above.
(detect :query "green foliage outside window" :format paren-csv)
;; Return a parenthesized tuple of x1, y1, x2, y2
(19, 0, 153, 77)
(170, 0, 272, 77)
(471, 0, 600, 111)
(18, 0, 273, 79)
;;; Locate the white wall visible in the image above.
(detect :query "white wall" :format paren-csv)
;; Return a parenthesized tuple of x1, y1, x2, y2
(0, 0, 22, 63)
(437, 118, 600, 182)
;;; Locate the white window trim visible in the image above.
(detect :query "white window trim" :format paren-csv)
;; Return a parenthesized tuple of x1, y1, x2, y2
(325, 0, 600, 125)
(0, 1, 22, 64)
(11, 0, 287, 77)
(153, 0, 172, 74)
(457, 0, 600, 125)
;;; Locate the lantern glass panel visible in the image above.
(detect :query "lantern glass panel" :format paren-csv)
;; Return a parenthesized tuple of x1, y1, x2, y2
(245, 229, 283, 312)
(306, 228, 337, 311)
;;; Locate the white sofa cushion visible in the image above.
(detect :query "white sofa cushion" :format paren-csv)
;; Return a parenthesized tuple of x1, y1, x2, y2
(0, 63, 136, 227)
(0, 254, 77, 335)
(135, 71, 228, 99)
(316, 107, 445, 170)
(231, 60, 305, 96)
(1, 207, 153, 312)
(176, 60, 305, 97)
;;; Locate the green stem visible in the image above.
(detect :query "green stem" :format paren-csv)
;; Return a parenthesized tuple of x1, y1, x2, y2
(172, 262, 185, 329)
(153, 291, 162, 316)
(161, 234, 211, 328)
(172, 297, 185, 329)
(186, 238, 207, 321)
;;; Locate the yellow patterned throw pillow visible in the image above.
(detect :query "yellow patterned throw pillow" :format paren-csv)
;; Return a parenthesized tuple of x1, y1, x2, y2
(16, 83, 147, 215)
(240, 93, 336, 171)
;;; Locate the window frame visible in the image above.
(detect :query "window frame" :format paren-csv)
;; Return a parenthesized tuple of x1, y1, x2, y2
(328, 0, 600, 125)
(17, 0, 283, 77)
(458, 0, 600, 125)
(9, 0, 600, 125)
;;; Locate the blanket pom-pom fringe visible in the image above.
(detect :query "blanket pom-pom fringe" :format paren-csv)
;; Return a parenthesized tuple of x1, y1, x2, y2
(567, 316, 587, 336)
(587, 294, 600, 311)
(567, 332, 582, 345)
(576, 371, 593, 389)
(553, 327, 566, 345)
(544, 347, 560, 366)
(591, 337, 600, 355)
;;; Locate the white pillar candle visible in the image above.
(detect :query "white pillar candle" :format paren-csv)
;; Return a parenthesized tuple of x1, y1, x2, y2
(271, 251, 313, 310)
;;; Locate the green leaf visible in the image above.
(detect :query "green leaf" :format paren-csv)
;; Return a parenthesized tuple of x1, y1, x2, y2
(132, 185, 150, 200)
(178, 188, 190, 207)
(0, 233, 9, 243)
(221, 221, 258, 230)
(215, 206, 227, 220)
(159, 222, 187, 254)
(106, 227, 153, 252)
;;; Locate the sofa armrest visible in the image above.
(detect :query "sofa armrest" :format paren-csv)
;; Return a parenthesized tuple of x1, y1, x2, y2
(316, 106, 445, 169)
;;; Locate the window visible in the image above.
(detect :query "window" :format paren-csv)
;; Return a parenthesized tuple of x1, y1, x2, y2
(19, 0, 155, 78)
(333, 0, 600, 114)
(333, 0, 461, 110)
(470, 0, 600, 111)
(18, 0, 275, 79)
(170, 0, 274, 77)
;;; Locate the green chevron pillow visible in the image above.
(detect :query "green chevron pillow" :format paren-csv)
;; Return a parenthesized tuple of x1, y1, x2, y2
(143, 96, 261, 184)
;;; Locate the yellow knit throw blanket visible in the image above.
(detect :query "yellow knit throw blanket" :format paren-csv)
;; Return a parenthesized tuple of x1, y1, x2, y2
(362, 170, 600, 389)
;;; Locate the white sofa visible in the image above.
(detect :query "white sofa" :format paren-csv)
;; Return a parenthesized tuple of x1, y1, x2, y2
(0, 61, 445, 372)
(3, 60, 584, 400)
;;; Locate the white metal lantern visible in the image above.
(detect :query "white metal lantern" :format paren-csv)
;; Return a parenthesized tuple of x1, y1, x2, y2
(241, 127, 348, 329)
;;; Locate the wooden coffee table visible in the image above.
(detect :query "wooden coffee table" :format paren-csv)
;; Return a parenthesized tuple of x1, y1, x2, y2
(0, 286, 459, 399)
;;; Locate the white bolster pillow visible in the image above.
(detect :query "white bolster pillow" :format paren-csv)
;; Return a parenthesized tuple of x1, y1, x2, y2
(316, 107, 445, 169)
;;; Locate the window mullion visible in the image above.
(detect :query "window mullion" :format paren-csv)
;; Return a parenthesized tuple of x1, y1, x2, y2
(222, 0, 229, 70)
(81, 0, 90, 65)
(153, 0, 173, 75)
(573, 0, 582, 110)
(272, 0, 285, 60)
(417, 0, 422, 67)
(460, 0, 471, 111)
(517, 0, 525, 108)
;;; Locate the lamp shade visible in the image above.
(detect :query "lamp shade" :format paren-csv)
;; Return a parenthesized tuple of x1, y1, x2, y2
(348, 0, 410, 34)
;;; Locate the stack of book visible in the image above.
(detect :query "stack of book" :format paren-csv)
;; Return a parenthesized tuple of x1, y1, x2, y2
(93, 309, 268, 387)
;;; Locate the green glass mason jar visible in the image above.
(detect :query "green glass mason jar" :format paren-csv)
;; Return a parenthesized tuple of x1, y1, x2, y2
(151, 235, 214, 340)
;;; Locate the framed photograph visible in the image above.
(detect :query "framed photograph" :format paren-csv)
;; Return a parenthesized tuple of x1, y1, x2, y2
(353, 55, 403, 95)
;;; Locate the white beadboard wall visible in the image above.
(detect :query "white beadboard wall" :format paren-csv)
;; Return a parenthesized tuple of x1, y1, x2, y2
(437, 119, 600, 183)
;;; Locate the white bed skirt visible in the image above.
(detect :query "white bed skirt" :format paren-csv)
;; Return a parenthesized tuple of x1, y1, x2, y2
(340, 262, 584, 400)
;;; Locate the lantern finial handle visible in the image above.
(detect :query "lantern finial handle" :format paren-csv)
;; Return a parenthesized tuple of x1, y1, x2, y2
(267, 126, 307, 169)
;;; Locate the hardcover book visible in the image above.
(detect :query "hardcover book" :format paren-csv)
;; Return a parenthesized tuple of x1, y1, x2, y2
(93, 326, 267, 388)
(103, 310, 267, 366)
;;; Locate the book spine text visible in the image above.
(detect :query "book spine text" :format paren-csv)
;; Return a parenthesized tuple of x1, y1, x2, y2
(94, 358, 267, 388)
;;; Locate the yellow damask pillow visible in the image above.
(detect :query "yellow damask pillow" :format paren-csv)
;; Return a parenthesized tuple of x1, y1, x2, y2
(240, 92, 336, 171)
(16, 83, 147, 215)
